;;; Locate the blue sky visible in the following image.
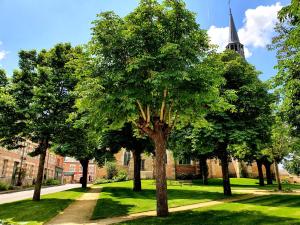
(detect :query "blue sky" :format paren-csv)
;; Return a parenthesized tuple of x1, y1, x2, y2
(0, 0, 290, 80)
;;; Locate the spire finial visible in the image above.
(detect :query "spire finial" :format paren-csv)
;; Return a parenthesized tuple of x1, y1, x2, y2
(228, 0, 232, 14)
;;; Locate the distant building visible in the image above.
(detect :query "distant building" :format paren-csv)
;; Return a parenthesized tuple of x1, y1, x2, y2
(0, 140, 64, 186)
(96, 149, 271, 180)
(63, 157, 97, 183)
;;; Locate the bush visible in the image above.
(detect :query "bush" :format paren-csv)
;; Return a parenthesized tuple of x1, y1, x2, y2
(94, 178, 113, 184)
(43, 178, 60, 186)
(0, 182, 9, 191)
(113, 170, 128, 182)
(106, 161, 118, 179)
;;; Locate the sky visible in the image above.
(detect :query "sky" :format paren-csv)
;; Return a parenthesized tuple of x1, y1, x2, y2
(0, 0, 290, 81)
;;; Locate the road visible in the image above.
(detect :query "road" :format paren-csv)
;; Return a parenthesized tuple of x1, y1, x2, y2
(0, 183, 81, 204)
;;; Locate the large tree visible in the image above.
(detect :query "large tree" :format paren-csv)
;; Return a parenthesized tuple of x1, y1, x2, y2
(100, 123, 154, 191)
(1, 44, 82, 200)
(198, 50, 274, 196)
(76, 0, 224, 216)
(271, 0, 300, 137)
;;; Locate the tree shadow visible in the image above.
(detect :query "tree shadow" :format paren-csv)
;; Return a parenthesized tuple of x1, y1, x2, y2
(121, 209, 300, 225)
(238, 194, 300, 208)
(91, 186, 235, 219)
(92, 198, 135, 219)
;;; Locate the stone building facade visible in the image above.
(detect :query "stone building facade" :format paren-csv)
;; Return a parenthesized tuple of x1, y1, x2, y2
(96, 148, 269, 180)
(0, 141, 64, 186)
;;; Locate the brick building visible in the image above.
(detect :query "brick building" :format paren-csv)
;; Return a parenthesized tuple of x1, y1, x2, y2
(0, 141, 64, 186)
(63, 157, 97, 183)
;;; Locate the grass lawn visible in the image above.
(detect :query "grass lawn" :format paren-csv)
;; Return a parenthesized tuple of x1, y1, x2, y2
(92, 180, 238, 219)
(119, 194, 300, 225)
(0, 187, 87, 225)
(92, 178, 300, 220)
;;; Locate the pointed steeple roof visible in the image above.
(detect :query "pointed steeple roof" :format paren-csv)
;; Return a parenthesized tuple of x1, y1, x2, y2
(229, 8, 240, 43)
(226, 1, 245, 58)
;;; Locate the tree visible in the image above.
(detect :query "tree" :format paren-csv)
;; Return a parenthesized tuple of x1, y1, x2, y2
(198, 50, 274, 196)
(169, 125, 214, 184)
(271, 0, 300, 137)
(283, 139, 300, 176)
(263, 118, 295, 191)
(100, 123, 154, 191)
(76, 0, 224, 216)
(1, 44, 82, 200)
(0, 69, 8, 87)
(52, 120, 98, 188)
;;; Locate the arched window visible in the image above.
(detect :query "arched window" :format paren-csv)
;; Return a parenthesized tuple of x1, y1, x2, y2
(123, 151, 131, 166)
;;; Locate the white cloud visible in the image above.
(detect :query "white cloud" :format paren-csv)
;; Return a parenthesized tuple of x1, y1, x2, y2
(0, 42, 7, 61)
(207, 2, 282, 58)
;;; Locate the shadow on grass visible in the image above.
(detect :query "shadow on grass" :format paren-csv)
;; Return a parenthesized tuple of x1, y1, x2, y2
(92, 198, 135, 219)
(92, 186, 232, 219)
(238, 194, 300, 208)
(0, 187, 87, 224)
(192, 178, 300, 190)
(119, 209, 300, 225)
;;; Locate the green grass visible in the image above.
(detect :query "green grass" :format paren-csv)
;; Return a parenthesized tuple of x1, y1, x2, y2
(119, 194, 300, 225)
(0, 187, 87, 225)
(92, 180, 238, 219)
(92, 178, 300, 220)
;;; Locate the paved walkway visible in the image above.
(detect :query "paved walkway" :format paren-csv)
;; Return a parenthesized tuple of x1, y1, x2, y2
(0, 184, 81, 204)
(46, 186, 101, 225)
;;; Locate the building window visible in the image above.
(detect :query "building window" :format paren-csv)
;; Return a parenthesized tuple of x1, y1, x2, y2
(123, 151, 131, 166)
(178, 157, 191, 165)
(1, 159, 8, 177)
(141, 159, 145, 171)
(69, 165, 75, 172)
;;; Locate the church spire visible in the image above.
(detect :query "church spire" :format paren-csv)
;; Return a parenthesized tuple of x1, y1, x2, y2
(226, 1, 245, 58)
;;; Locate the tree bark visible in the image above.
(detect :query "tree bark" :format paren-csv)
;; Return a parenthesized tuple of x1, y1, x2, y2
(80, 159, 89, 189)
(153, 130, 168, 217)
(219, 145, 232, 196)
(264, 161, 273, 185)
(199, 155, 208, 185)
(32, 140, 48, 201)
(256, 159, 265, 186)
(132, 150, 142, 192)
(274, 161, 282, 191)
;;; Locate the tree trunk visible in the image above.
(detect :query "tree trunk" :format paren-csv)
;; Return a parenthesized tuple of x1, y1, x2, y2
(132, 150, 142, 192)
(153, 131, 168, 217)
(80, 159, 89, 189)
(219, 145, 232, 196)
(256, 159, 265, 186)
(199, 155, 208, 185)
(264, 161, 273, 185)
(274, 161, 282, 191)
(32, 140, 48, 201)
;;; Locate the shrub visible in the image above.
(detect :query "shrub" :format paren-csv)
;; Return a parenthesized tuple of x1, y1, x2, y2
(113, 170, 128, 182)
(94, 178, 113, 184)
(0, 182, 9, 191)
(44, 178, 60, 186)
(106, 161, 118, 179)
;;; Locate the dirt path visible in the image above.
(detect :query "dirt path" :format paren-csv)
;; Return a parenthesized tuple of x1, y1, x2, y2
(46, 186, 101, 225)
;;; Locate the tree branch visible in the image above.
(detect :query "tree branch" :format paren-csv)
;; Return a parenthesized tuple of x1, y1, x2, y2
(160, 89, 167, 122)
(137, 100, 147, 121)
(146, 105, 150, 125)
